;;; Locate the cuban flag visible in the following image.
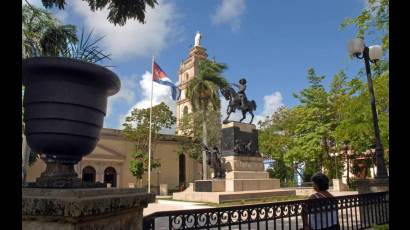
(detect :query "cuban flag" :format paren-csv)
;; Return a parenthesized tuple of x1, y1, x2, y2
(153, 62, 181, 100)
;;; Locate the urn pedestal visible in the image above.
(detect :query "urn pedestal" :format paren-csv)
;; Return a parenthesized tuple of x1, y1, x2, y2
(22, 57, 156, 230)
(22, 188, 155, 230)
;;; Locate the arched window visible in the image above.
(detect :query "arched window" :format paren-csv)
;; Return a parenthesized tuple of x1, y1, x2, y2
(185, 73, 189, 82)
(82, 166, 96, 183)
(183, 106, 188, 117)
(104, 167, 117, 187)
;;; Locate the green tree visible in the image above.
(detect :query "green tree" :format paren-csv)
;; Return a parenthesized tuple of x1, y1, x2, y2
(341, 0, 389, 51)
(334, 73, 389, 154)
(128, 150, 160, 187)
(178, 110, 222, 161)
(258, 106, 295, 183)
(290, 68, 334, 172)
(40, 0, 158, 26)
(22, 4, 78, 58)
(122, 102, 176, 185)
(185, 59, 228, 179)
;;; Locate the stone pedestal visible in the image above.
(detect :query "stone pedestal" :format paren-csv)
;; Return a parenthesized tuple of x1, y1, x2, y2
(160, 184, 168, 196)
(332, 179, 348, 192)
(223, 155, 279, 192)
(195, 180, 225, 192)
(355, 178, 389, 194)
(22, 188, 155, 230)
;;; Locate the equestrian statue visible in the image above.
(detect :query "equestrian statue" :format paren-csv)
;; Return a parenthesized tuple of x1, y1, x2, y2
(220, 78, 257, 124)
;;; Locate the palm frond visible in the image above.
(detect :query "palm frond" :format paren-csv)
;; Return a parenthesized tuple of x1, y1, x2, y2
(62, 28, 111, 64)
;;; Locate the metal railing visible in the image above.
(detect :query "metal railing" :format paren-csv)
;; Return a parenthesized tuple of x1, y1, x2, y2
(143, 192, 388, 230)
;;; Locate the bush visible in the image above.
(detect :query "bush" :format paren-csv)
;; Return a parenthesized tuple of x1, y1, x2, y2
(281, 179, 297, 187)
(372, 224, 389, 230)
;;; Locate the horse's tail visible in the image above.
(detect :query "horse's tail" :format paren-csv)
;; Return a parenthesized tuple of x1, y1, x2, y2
(252, 100, 257, 111)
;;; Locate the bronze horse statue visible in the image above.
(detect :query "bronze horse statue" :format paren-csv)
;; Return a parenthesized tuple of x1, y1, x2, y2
(221, 86, 257, 124)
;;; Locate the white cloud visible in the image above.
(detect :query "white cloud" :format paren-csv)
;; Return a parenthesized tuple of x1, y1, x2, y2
(211, 0, 246, 31)
(54, 9, 69, 22)
(70, 0, 181, 62)
(106, 74, 138, 118)
(118, 71, 177, 133)
(24, 0, 44, 8)
(253, 92, 284, 127)
(260, 92, 284, 117)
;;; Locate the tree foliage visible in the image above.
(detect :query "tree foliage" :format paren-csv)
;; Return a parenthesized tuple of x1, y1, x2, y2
(186, 60, 228, 112)
(341, 0, 389, 51)
(122, 102, 176, 182)
(178, 110, 222, 161)
(41, 0, 158, 26)
(259, 1, 389, 182)
(259, 67, 388, 182)
(129, 150, 160, 181)
(184, 59, 227, 147)
(22, 4, 78, 58)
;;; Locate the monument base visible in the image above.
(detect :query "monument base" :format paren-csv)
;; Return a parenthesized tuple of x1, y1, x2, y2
(225, 178, 280, 192)
(174, 183, 295, 204)
(195, 180, 226, 192)
(332, 179, 349, 192)
(355, 178, 389, 194)
(22, 188, 155, 230)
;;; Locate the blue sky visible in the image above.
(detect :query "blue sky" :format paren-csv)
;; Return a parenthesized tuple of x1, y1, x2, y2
(26, 0, 382, 131)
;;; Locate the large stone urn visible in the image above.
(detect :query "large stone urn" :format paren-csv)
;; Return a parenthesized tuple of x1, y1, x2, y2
(22, 57, 120, 188)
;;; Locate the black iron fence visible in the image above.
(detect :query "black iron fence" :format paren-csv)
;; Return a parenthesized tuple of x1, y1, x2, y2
(143, 192, 388, 230)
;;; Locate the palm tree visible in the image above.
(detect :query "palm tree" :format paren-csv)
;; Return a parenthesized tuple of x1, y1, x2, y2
(40, 25, 78, 56)
(22, 4, 78, 58)
(186, 59, 228, 179)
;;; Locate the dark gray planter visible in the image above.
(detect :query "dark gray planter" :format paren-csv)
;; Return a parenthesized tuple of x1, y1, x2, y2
(22, 57, 120, 188)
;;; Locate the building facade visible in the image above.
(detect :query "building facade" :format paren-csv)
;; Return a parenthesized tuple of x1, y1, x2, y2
(26, 128, 203, 192)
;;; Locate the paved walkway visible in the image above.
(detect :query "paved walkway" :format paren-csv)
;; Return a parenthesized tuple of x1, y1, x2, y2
(144, 199, 212, 216)
(144, 189, 358, 216)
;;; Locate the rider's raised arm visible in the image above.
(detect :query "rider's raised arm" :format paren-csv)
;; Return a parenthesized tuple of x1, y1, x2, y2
(231, 83, 240, 88)
(241, 85, 246, 92)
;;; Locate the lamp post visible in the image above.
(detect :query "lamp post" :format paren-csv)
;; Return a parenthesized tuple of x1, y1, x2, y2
(364, 149, 376, 178)
(329, 152, 339, 179)
(343, 144, 350, 186)
(348, 38, 388, 179)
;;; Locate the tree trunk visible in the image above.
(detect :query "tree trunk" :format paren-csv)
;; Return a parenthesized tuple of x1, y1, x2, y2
(202, 106, 208, 180)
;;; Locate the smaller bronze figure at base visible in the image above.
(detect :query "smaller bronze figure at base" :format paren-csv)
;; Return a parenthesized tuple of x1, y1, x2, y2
(203, 144, 226, 179)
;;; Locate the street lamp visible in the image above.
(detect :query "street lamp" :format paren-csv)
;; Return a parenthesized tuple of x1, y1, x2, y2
(364, 148, 376, 178)
(343, 144, 350, 186)
(329, 152, 339, 179)
(348, 38, 388, 179)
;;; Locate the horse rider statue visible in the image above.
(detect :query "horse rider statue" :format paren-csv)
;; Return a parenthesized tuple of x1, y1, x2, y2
(221, 78, 257, 124)
(231, 78, 248, 110)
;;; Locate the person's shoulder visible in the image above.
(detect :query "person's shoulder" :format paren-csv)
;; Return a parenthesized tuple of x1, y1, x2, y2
(309, 193, 318, 199)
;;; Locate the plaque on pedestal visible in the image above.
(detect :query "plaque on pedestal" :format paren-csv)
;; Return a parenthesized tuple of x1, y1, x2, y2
(221, 122, 259, 156)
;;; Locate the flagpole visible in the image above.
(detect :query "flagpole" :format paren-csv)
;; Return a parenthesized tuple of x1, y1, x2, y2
(148, 56, 154, 194)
